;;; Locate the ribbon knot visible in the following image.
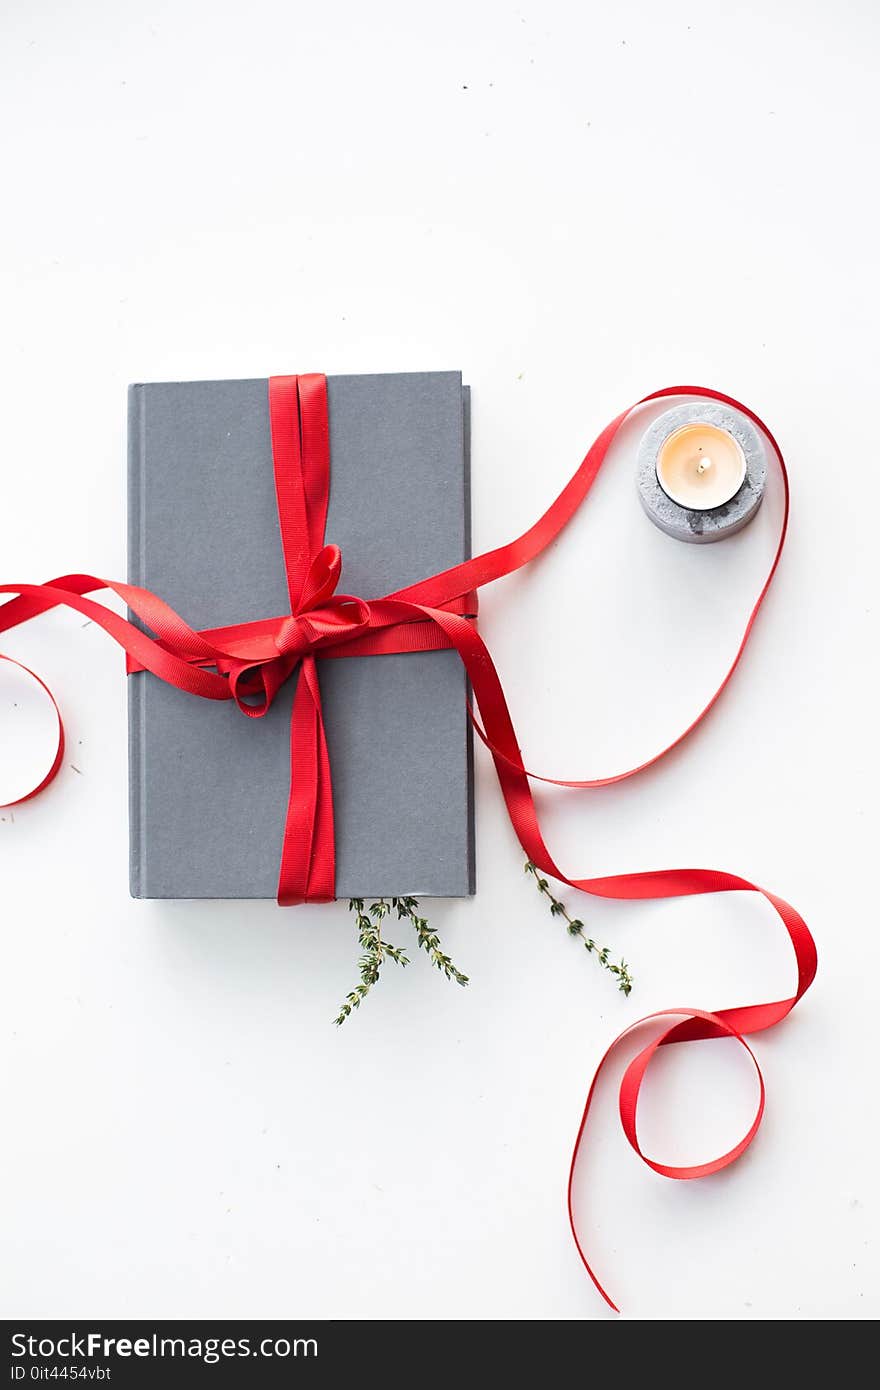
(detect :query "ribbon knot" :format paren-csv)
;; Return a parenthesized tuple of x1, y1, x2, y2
(226, 529, 374, 720)
(273, 596, 372, 663)
(260, 540, 372, 707)
(273, 614, 309, 657)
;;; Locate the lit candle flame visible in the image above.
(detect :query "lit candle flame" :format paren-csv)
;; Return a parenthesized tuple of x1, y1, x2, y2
(696, 454, 713, 476)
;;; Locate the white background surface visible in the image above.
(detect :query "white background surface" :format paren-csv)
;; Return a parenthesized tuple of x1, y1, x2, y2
(1, 0, 877, 1322)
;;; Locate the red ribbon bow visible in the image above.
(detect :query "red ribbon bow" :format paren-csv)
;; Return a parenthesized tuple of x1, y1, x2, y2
(0, 375, 817, 1311)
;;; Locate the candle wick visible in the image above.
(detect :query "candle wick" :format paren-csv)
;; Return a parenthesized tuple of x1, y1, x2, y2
(696, 454, 713, 475)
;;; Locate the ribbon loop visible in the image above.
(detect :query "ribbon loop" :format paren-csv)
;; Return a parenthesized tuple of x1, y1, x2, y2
(297, 543, 343, 614)
(227, 653, 294, 717)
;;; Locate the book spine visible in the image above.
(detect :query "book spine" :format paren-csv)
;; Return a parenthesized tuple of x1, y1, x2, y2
(462, 385, 476, 895)
(127, 384, 146, 898)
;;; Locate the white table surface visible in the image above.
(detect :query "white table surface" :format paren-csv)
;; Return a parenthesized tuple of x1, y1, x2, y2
(1, 0, 877, 1321)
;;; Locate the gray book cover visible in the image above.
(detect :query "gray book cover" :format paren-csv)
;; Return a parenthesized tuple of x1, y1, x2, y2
(128, 372, 475, 900)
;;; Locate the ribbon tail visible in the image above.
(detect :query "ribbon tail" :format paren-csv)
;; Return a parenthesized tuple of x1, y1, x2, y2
(277, 656, 335, 905)
(568, 1006, 767, 1313)
(0, 653, 65, 808)
(376, 598, 815, 1309)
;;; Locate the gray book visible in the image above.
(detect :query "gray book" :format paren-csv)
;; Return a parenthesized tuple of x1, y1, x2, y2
(128, 372, 475, 899)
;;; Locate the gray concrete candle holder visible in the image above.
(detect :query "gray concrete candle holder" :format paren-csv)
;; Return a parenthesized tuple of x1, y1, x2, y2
(637, 402, 767, 543)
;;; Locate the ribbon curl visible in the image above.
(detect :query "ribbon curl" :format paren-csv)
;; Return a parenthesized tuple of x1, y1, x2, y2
(0, 375, 817, 1310)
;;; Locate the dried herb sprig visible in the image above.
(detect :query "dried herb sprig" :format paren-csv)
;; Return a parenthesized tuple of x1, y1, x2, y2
(391, 896, 469, 987)
(524, 861, 633, 996)
(334, 898, 409, 1026)
(335, 895, 467, 1024)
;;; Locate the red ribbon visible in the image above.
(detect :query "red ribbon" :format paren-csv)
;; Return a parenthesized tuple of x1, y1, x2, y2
(0, 376, 817, 1310)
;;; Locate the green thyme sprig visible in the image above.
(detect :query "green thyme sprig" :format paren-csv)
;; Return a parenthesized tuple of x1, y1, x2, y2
(392, 896, 469, 987)
(524, 861, 633, 996)
(335, 895, 467, 1024)
(334, 898, 409, 1026)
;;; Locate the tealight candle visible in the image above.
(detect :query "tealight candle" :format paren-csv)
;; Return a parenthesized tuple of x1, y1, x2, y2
(636, 403, 768, 543)
(656, 422, 747, 510)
